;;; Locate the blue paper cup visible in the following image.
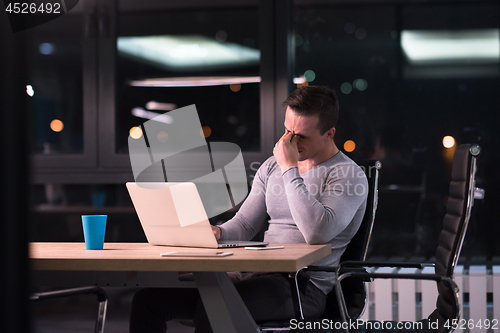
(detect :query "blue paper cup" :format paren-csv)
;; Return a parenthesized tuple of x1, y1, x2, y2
(82, 215, 107, 250)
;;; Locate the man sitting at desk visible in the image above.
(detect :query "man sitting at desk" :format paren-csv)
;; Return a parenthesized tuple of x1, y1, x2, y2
(129, 85, 368, 332)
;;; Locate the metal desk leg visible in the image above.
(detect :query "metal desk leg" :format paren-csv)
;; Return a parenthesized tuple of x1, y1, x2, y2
(194, 272, 260, 333)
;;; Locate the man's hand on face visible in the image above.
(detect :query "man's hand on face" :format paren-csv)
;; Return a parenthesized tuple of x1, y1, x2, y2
(273, 131, 299, 174)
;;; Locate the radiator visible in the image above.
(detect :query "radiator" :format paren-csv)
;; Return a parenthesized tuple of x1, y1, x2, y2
(358, 265, 500, 333)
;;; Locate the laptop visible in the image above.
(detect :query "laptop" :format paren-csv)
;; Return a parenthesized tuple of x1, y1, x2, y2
(126, 182, 268, 248)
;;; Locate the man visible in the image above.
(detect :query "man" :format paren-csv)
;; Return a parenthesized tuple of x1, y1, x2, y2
(130, 85, 368, 333)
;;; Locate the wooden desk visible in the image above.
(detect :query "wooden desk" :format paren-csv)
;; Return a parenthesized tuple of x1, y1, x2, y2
(30, 242, 331, 333)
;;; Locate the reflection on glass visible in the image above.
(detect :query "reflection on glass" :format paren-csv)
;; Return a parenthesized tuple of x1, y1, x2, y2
(401, 29, 500, 65)
(117, 85, 261, 153)
(116, 7, 260, 154)
(402, 29, 500, 79)
(293, 1, 499, 259)
(117, 35, 260, 72)
(25, 14, 84, 154)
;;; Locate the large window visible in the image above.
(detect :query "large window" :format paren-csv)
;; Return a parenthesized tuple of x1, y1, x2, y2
(294, 0, 500, 258)
(23, 0, 500, 258)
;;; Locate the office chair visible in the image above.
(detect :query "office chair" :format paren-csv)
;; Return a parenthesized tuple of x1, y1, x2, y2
(259, 159, 381, 331)
(31, 286, 108, 333)
(334, 144, 483, 333)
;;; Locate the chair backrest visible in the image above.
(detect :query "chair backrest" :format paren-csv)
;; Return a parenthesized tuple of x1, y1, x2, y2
(429, 144, 481, 332)
(322, 159, 381, 319)
(341, 160, 381, 262)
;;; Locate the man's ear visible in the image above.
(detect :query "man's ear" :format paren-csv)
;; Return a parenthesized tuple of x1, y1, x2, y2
(326, 127, 336, 140)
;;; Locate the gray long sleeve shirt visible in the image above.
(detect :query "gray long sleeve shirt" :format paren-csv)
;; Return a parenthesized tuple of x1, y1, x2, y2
(219, 151, 368, 294)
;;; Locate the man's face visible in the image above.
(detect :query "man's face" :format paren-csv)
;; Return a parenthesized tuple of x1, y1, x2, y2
(283, 107, 335, 162)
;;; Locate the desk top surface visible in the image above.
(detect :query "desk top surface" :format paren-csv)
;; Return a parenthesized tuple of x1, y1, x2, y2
(30, 242, 331, 272)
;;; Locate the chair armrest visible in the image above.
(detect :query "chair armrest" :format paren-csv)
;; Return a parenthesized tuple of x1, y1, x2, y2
(304, 265, 369, 275)
(30, 286, 108, 303)
(304, 265, 371, 282)
(303, 265, 337, 273)
(337, 271, 457, 288)
(31, 286, 109, 333)
(339, 260, 435, 270)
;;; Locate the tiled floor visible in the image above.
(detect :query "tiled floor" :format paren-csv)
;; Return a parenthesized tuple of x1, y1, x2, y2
(31, 288, 194, 333)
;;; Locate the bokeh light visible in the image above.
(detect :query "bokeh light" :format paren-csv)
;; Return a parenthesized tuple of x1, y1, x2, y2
(227, 115, 238, 125)
(129, 126, 143, 139)
(355, 28, 367, 40)
(344, 140, 356, 152)
(344, 22, 356, 34)
(353, 79, 368, 91)
(340, 82, 353, 94)
(304, 70, 316, 82)
(157, 130, 169, 143)
(201, 126, 212, 138)
(215, 30, 227, 42)
(230, 83, 241, 92)
(26, 85, 34, 97)
(443, 136, 455, 148)
(50, 119, 64, 132)
(39, 43, 55, 55)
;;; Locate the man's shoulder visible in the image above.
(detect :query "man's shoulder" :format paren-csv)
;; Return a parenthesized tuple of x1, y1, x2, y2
(260, 156, 278, 169)
(254, 156, 280, 178)
(323, 151, 360, 170)
(323, 152, 368, 183)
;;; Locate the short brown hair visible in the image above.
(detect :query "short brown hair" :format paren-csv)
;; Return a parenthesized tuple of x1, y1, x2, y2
(282, 85, 339, 134)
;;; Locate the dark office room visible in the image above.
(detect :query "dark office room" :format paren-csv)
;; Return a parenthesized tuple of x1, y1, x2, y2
(1, 0, 500, 332)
